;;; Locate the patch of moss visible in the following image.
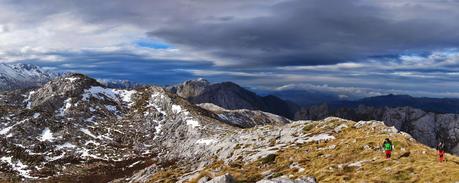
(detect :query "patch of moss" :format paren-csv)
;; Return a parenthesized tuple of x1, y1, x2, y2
(302, 124, 314, 132)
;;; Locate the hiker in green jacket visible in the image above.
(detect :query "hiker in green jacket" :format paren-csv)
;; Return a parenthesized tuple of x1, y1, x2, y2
(383, 138, 393, 159)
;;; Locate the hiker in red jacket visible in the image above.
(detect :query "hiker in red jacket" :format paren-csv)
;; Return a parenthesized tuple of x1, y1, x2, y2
(383, 138, 393, 159)
(437, 141, 446, 162)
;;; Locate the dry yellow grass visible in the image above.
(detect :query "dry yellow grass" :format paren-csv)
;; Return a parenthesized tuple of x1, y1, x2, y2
(147, 164, 187, 183)
(151, 119, 459, 183)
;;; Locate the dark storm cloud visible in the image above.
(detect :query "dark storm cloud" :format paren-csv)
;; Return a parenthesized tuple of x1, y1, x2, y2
(149, 0, 459, 66)
(3, 0, 459, 98)
(6, 0, 459, 67)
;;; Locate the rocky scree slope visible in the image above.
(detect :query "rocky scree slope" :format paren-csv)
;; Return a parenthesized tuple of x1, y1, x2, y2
(296, 104, 459, 155)
(197, 103, 290, 128)
(132, 117, 459, 183)
(0, 63, 57, 91)
(167, 79, 299, 119)
(0, 74, 241, 182)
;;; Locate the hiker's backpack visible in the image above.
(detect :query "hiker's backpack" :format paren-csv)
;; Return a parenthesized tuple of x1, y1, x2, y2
(384, 142, 392, 150)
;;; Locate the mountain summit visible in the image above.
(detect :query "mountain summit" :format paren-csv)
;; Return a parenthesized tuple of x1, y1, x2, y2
(167, 79, 299, 119)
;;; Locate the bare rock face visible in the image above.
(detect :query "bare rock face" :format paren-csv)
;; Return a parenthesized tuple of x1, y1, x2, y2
(205, 174, 235, 183)
(167, 79, 299, 119)
(167, 78, 210, 99)
(0, 63, 57, 91)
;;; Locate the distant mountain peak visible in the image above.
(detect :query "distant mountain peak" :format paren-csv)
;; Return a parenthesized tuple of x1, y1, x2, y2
(196, 77, 208, 82)
(182, 78, 210, 85)
(167, 78, 299, 119)
(0, 63, 58, 91)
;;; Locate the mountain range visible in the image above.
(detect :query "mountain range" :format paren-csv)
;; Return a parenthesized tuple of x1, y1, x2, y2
(0, 63, 459, 182)
(325, 94, 459, 114)
(2, 63, 459, 117)
(0, 73, 458, 182)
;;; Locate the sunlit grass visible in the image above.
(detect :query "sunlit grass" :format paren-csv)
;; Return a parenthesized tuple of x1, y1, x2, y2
(151, 120, 459, 183)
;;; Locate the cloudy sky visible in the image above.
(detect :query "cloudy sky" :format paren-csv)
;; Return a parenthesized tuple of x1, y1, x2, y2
(2, 0, 459, 99)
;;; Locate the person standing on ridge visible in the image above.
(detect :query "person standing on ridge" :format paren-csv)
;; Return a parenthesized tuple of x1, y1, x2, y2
(383, 138, 393, 160)
(437, 141, 446, 162)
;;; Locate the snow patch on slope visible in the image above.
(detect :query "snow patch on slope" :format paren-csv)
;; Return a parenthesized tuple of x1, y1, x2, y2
(65, 77, 79, 82)
(0, 156, 37, 179)
(24, 91, 36, 109)
(80, 128, 100, 139)
(172, 105, 182, 113)
(196, 139, 217, 145)
(56, 98, 73, 116)
(82, 86, 136, 106)
(186, 119, 200, 128)
(38, 128, 55, 142)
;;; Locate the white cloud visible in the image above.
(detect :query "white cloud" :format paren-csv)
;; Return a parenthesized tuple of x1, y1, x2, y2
(0, 6, 205, 64)
(279, 62, 365, 71)
(274, 83, 459, 99)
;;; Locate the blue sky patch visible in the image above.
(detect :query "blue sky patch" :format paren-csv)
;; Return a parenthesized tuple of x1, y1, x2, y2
(134, 39, 173, 49)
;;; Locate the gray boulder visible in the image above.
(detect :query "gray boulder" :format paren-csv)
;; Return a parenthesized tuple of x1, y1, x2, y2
(257, 176, 317, 183)
(206, 174, 235, 183)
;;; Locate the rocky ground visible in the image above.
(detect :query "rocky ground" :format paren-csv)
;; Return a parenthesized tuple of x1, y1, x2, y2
(144, 118, 459, 183)
(296, 104, 459, 155)
(197, 103, 290, 128)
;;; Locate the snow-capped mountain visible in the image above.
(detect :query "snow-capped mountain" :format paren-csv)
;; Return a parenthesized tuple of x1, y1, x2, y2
(0, 63, 57, 91)
(0, 74, 293, 181)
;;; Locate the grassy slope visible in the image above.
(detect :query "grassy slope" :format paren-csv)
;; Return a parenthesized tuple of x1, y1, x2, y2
(150, 119, 459, 183)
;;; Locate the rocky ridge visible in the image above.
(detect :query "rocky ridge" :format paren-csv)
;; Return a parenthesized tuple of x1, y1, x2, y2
(134, 117, 459, 183)
(296, 104, 459, 155)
